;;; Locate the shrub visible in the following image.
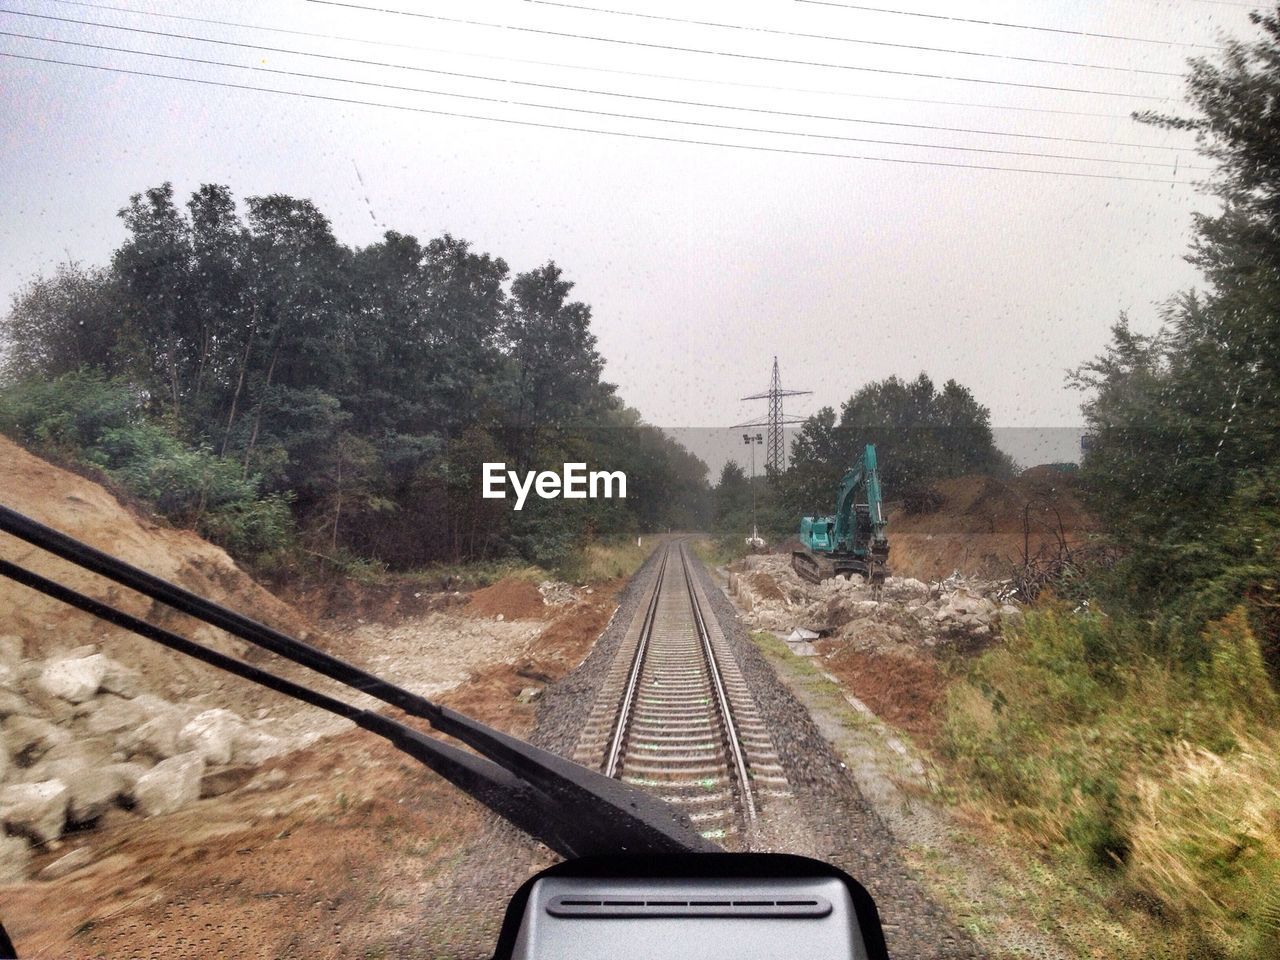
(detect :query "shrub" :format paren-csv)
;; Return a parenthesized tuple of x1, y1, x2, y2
(0, 371, 139, 453)
(0, 373, 294, 560)
(901, 483, 945, 515)
(940, 604, 1280, 956)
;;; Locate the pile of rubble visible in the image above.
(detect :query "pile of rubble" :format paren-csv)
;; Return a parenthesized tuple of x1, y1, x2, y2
(727, 555, 1023, 652)
(537, 580, 579, 606)
(0, 635, 285, 882)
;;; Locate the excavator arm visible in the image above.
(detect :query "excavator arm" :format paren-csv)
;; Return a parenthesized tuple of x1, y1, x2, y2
(793, 444, 890, 584)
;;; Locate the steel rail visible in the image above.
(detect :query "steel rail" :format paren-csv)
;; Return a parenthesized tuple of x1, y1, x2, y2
(679, 543, 758, 823)
(603, 545, 668, 778)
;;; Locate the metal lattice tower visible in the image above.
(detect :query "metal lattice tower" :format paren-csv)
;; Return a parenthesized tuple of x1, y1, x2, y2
(736, 357, 812, 473)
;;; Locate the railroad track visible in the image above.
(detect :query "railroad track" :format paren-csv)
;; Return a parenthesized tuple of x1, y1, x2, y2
(573, 541, 790, 843)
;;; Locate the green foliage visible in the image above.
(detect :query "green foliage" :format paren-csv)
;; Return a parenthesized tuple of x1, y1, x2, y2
(0, 371, 140, 453)
(1073, 12, 1280, 667)
(780, 373, 1013, 524)
(0, 182, 709, 569)
(0, 373, 294, 560)
(941, 605, 1280, 958)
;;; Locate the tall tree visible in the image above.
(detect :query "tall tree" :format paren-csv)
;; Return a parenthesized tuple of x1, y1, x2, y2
(1074, 10, 1280, 659)
(501, 262, 606, 471)
(781, 373, 1010, 523)
(1, 264, 121, 381)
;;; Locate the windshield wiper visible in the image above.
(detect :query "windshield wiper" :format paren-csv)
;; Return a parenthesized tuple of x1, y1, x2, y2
(0, 504, 716, 859)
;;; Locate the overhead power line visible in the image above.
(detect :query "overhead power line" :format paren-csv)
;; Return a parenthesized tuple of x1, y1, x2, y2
(37, 0, 1153, 121)
(511, 0, 1183, 77)
(304, 0, 1178, 100)
(0, 50, 1198, 185)
(0, 11, 1197, 155)
(795, 0, 1223, 49)
(4, 30, 1204, 170)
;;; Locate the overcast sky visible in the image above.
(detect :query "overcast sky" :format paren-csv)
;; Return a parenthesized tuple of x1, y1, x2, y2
(0, 0, 1255, 471)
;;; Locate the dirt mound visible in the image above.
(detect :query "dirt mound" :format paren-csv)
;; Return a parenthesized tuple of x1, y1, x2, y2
(747, 571, 786, 603)
(462, 578, 546, 621)
(819, 647, 947, 744)
(0, 437, 311, 706)
(885, 470, 1095, 581)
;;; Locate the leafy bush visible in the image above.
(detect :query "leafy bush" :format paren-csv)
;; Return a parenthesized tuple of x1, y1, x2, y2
(554, 537, 654, 584)
(0, 371, 139, 453)
(0, 374, 294, 560)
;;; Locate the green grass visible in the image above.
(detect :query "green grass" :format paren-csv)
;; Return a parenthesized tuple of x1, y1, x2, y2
(937, 604, 1280, 960)
(554, 537, 656, 583)
(690, 535, 749, 569)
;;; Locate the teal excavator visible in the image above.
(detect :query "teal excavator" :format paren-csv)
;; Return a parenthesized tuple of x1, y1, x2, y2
(792, 444, 890, 585)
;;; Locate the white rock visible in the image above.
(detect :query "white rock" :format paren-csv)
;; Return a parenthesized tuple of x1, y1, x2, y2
(883, 577, 929, 600)
(230, 728, 285, 765)
(134, 753, 204, 817)
(81, 696, 150, 737)
(100, 658, 143, 699)
(0, 635, 23, 666)
(38, 845, 94, 881)
(0, 833, 31, 882)
(3, 715, 72, 760)
(0, 689, 33, 719)
(0, 839, 31, 885)
(0, 779, 69, 843)
(103, 762, 151, 804)
(61, 766, 126, 824)
(32, 737, 114, 771)
(177, 709, 243, 766)
(118, 714, 185, 761)
(37, 654, 109, 703)
(27, 742, 124, 824)
(999, 604, 1025, 628)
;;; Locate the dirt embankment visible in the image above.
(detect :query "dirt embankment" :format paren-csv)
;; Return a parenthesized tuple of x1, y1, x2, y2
(886, 468, 1095, 582)
(0, 436, 309, 709)
(0, 437, 628, 957)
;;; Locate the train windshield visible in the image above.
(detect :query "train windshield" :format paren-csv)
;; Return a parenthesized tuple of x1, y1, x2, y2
(2, 3, 1277, 959)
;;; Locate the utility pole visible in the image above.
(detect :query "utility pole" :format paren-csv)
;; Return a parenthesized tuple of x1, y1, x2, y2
(742, 432, 763, 544)
(736, 357, 812, 473)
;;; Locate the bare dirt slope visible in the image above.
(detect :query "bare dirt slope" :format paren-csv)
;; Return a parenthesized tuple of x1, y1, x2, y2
(0, 436, 308, 707)
(886, 468, 1095, 581)
(0, 437, 630, 957)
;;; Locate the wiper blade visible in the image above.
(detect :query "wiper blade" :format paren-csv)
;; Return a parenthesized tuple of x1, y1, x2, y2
(0, 504, 716, 858)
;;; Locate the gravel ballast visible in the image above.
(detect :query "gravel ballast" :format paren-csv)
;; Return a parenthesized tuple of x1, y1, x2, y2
(407, 543, 983, 958)
(691, 552, 983, 959)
